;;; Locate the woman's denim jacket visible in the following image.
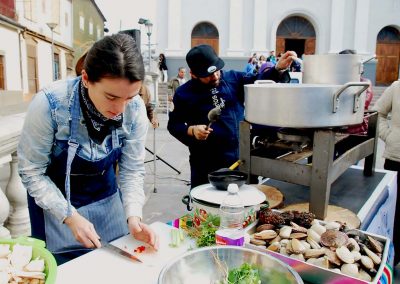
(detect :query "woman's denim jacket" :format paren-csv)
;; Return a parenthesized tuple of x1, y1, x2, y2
(18, 77, 149, 223)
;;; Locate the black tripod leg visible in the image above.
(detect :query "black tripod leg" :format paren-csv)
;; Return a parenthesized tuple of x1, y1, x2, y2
(145, 147, 181, 174)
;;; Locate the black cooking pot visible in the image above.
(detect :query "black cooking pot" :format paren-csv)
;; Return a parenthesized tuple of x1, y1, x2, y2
(208, 169, 248, 190)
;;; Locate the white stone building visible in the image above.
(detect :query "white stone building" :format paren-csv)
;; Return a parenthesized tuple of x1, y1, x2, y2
(125, 0, 400, 85)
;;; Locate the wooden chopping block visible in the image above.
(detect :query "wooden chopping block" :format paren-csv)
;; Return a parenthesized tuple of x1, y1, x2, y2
(282, 203, 361, 229)
(252, 184, 284, 209)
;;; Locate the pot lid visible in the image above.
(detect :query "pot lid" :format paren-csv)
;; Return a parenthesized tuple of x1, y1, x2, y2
(190, 184, 266, 206)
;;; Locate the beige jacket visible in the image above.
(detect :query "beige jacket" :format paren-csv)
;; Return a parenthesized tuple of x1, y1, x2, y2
(373, 80, 400, 162)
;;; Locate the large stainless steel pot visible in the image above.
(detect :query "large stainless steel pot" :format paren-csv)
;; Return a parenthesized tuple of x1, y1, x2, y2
(303, 54, 375, 84)
(244, 82, 369, 128)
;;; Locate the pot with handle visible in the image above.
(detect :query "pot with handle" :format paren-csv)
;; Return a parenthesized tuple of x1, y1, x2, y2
(244, 82, 369, 128)
(302, 54, 375, 85)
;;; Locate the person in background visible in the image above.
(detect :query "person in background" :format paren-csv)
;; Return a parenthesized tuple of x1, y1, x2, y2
(373, 79, 400, 266)
(169, 67, 187, 97)
(244, 57, 257, 75)
(158, 53, 168, 83)
(140, 75, 159, 128)
(339, 49, 374, 135)
(168, 44, 296, 188)
(18, 34, 158, 264)
(267, 50, 277, 64)
(259, 61, 275, 74)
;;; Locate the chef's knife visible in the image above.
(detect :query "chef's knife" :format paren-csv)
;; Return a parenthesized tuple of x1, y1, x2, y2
(102, 242, 143, 263)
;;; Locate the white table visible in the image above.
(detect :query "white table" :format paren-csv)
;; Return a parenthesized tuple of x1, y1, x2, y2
(57, 222, 193, 284)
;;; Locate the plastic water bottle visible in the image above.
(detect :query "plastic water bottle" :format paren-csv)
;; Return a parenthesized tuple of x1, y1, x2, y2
(215, 183, 245, 246)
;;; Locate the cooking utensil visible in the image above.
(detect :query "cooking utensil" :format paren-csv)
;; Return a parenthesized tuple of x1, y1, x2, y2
(182, 183, 264, 226)
(208, 170, 248, 190)
(206, 107, 221, 129)
(102, 242, 143, 263)
(244, 82, 369, 128)
(158, 246, 303, 283)
(302, 54, 376, 85)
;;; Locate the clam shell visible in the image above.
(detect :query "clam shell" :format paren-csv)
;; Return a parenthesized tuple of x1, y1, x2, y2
(361, 244, 381, 265)
(267, 242, 281, 252)
(367, 235, 383, 254)
(358, 269, 372, 281)
(324, 221, 341, 230)
(347, 238, 360, 252)
(351, 250, 362, 262)
(336, 246, 355, 264)
(254, 230, 277, 240)
(290, 239, 306, 254)
(279, 226, 292, 239)
(307, 229, 321, 243)
(323, 247, 342, 266)
(304, 248, 326, 259)
(320, 230, 349, 248)
(290, 233, 307, 239)
(360, 255, 374, 270)
(256, 224, 275, 232)
(311, 223, 326, 236)
(306, 236, 321, 249)
(290, 253, 305, 262)
(341, 263, 359, 278)
(290, 222, 308, 233)
(250, 238, 266, 246)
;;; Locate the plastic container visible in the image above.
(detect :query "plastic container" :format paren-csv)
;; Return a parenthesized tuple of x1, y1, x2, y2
(0, 236, 57, 284)
(215, 183, 245, 246)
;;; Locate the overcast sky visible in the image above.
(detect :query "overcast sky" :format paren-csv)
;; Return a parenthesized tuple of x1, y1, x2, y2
(95, 0, 155, 35)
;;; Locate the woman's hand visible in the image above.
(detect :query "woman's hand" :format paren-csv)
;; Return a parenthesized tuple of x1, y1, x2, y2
(64, 212, 101, 248)
(128, 216, 159, 250)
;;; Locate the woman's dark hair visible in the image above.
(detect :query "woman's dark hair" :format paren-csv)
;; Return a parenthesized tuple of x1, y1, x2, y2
(83, 33, 144, 83)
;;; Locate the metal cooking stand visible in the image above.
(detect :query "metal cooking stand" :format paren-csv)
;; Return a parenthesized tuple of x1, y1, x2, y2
(239, 111, 379, 220)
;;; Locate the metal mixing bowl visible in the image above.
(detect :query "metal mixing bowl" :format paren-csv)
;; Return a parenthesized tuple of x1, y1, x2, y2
(158, 246, 303, 284)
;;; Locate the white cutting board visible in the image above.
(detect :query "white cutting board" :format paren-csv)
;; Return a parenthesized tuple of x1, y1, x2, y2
(57, 222, 194, 284)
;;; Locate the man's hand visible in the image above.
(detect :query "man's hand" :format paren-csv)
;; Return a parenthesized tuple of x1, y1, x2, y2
(192, 125, 213, 140)
(64, 212, 101, 248)
(128, 216, 159, 250)
(276, 51, 298, 71)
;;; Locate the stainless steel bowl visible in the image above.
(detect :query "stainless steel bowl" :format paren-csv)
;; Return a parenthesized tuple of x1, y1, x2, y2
(158, 246, 303, 283)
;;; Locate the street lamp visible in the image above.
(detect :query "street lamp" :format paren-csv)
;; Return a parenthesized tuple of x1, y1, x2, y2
(138, 18, 153, 71)
(46, 22, 57, 81)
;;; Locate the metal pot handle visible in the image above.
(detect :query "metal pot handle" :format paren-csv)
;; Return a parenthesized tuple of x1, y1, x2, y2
(182, 194, 193, 211)
(254, 80, 276, 84)
(332, 82, 369, 113)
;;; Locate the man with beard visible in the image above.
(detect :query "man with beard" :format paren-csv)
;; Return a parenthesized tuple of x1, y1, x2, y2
(167, 44, 297, 188)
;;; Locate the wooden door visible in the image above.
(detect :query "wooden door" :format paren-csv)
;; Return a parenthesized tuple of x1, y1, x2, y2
(191, 38, 219, 54)
(276, 37, 285, 56)
(304, 38, 316, 55)
(376, 43, 400, 85)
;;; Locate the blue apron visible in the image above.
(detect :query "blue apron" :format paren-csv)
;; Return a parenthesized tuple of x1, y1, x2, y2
(27, 90, 128, 264)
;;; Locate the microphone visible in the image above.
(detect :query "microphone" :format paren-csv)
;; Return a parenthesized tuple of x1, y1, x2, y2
(207, 107, 221, 129)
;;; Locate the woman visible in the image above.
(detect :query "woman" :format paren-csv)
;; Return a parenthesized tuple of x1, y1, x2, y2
(374, 80, 400, 266)
(158, 53, 168, 83)
(18, 34, 158, 264)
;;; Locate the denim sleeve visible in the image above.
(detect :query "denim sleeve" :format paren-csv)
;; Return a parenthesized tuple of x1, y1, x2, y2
(118, 98, 149, 220)
(17, 92, 76, 223)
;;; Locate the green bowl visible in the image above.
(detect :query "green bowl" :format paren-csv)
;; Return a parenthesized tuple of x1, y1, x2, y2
(0, 236, 57, 284)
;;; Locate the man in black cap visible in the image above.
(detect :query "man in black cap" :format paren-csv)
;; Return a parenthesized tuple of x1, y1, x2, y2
(167, 44, 297, 188)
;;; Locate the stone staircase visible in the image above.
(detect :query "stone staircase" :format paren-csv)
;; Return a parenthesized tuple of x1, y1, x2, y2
(157, 82, 172, 114)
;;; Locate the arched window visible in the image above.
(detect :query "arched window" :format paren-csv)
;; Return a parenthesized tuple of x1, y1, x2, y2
(276, 16, 316, 58)
(191, 22, 219, 54)
(376, 26, 400, 85)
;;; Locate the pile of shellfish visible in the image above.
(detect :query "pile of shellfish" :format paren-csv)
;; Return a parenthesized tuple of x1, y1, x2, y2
(249, 218, 385, 282)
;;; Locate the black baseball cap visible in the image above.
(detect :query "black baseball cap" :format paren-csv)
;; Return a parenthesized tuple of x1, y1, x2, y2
(186, 45, 225, 78)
